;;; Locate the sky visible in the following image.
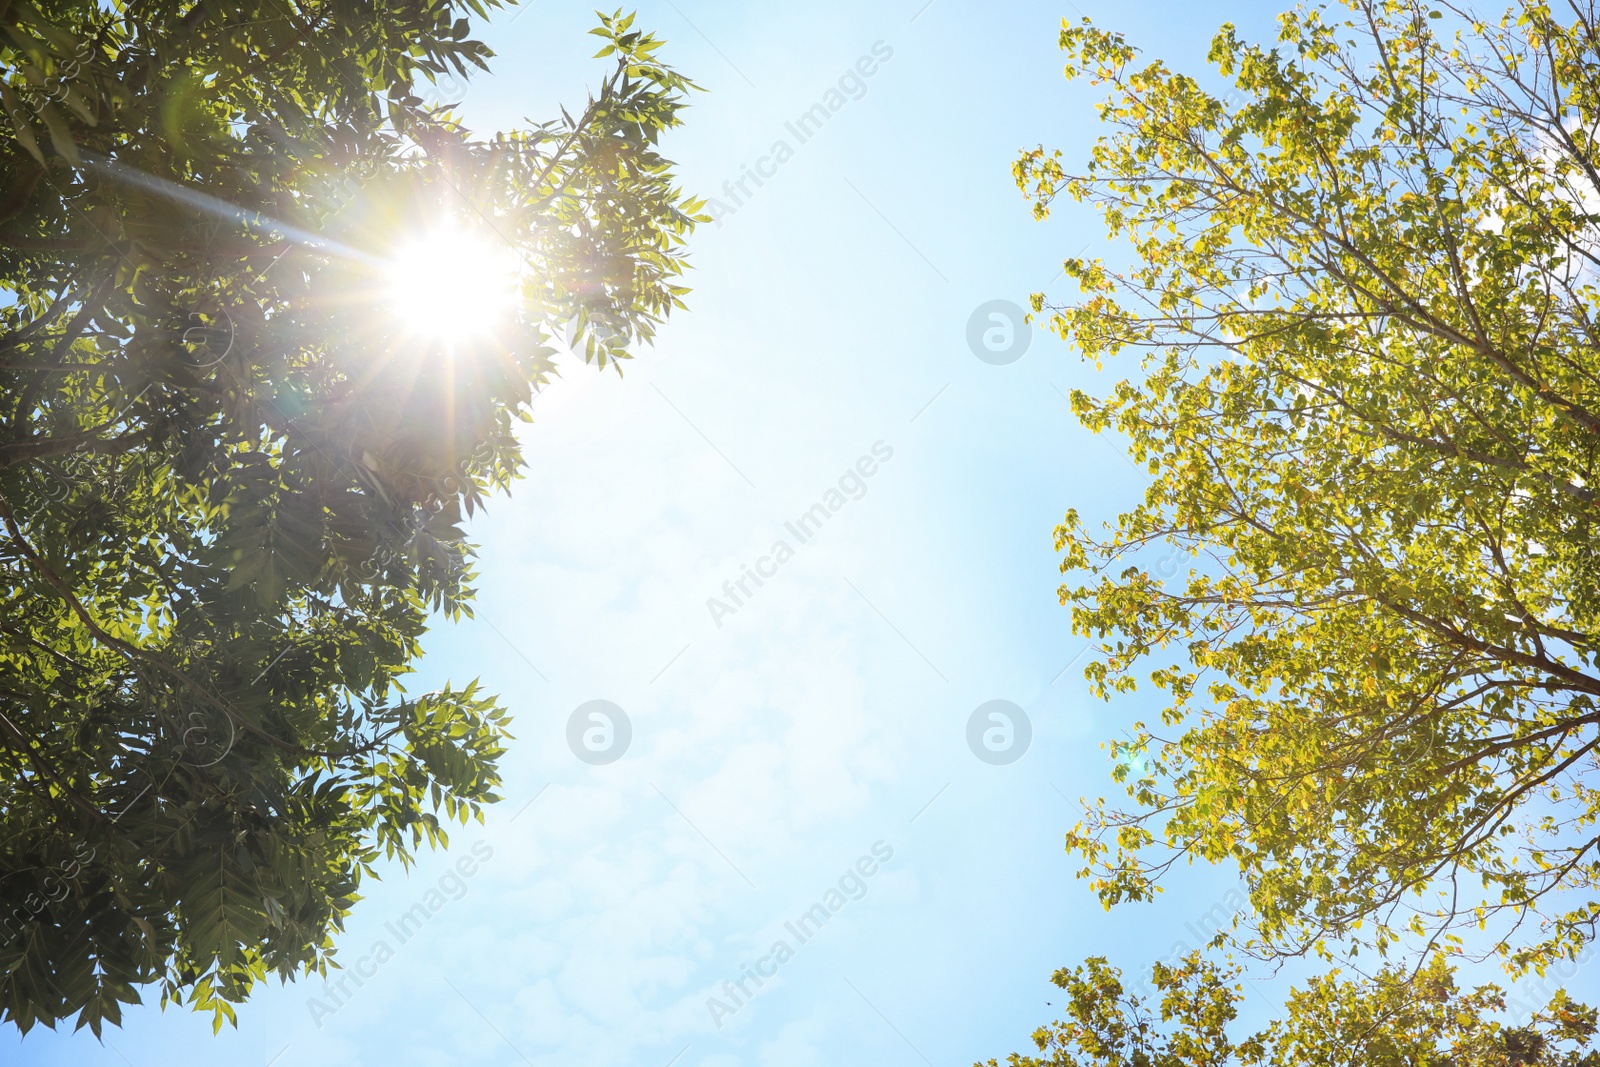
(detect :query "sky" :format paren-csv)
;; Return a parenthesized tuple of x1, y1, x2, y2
(19, 1, 1572, 1065)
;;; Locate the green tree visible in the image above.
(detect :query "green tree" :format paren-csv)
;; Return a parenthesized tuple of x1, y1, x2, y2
(977, 954, 1599, 1067)
(1018, 1, 1600, 973)
(0, 0, 700, 1035)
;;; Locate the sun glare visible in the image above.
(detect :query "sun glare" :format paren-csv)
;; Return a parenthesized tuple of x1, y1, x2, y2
(384, 229, 519, 341)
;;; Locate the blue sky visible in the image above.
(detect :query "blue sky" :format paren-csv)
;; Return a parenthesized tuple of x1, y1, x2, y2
(7, 1, 1447, 1064)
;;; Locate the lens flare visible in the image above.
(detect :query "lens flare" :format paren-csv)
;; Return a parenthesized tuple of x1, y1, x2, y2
(383, 229, 519, 340)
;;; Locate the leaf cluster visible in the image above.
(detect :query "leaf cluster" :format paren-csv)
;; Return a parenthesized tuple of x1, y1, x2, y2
(979, 954, 1599, 1067)
(0, 0, 701, 1035)
(1024, 1, 1600, 973)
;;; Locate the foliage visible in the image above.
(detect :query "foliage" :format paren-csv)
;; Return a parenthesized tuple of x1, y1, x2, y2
(977, 954, 1599, 1067)
(1019, 0, 1600, 973)
(0, 0, 701, 1035)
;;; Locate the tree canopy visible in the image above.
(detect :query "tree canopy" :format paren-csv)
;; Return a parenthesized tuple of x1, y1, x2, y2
(1020, 0, 1600, 975)
(0, 0, 700, 1035)
(976, 953, 1599, 1067)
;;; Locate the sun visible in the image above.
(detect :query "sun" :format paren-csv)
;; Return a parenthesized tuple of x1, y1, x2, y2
(383, 228, 520, 341)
